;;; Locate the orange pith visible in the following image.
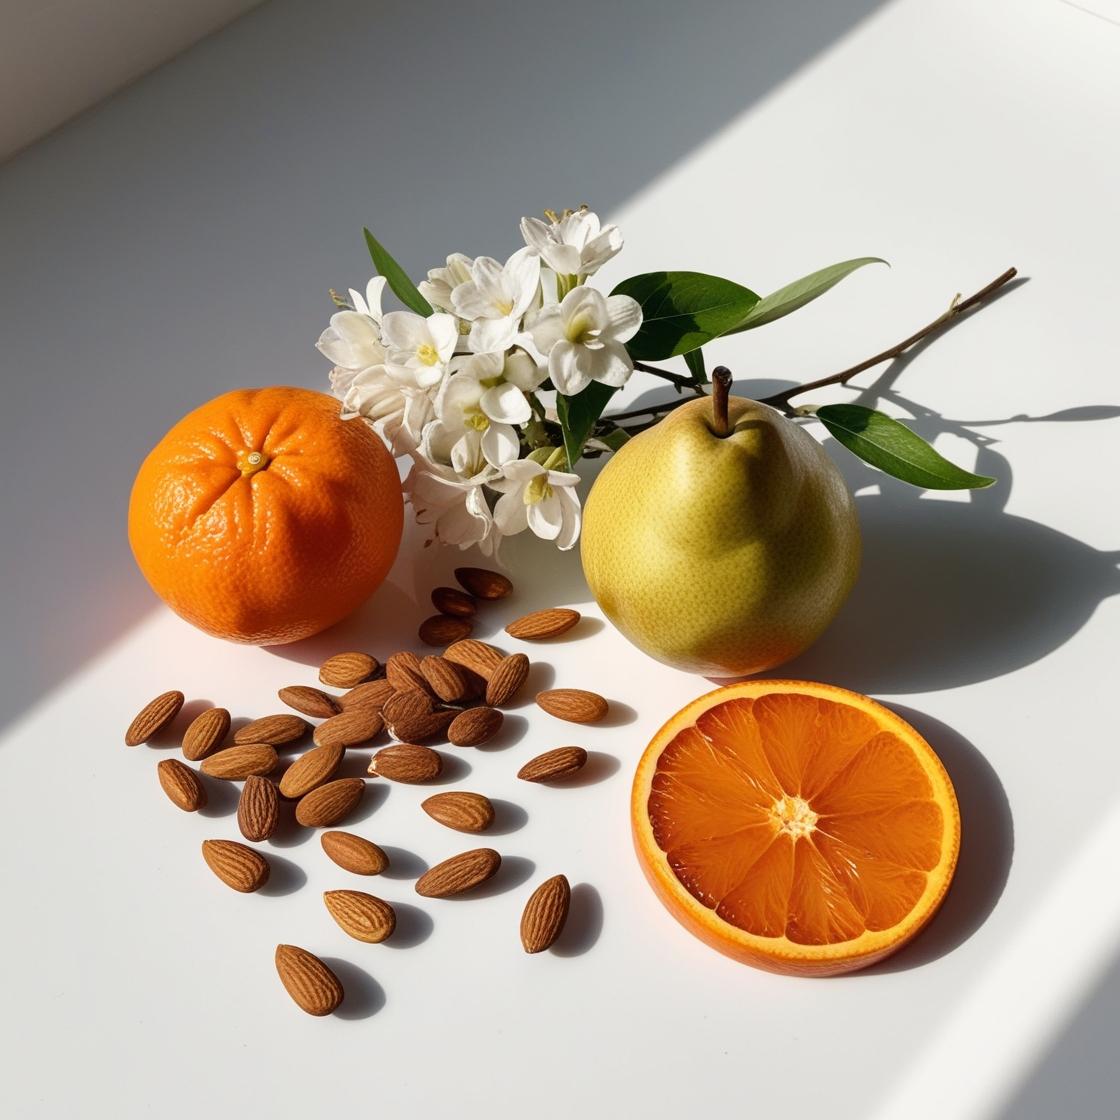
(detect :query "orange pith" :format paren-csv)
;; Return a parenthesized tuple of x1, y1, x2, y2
(632, 681, 959, 975)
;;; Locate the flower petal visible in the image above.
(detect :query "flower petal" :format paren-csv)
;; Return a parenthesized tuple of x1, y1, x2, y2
(585, 339, 633, 387)
(494, 488, 529, 535)
(503, 349, 547, 391)
(548, 339, 591, 395)
(469, 316, 518, 354)
(428, 313, 459, 362)
(527, 492, 563, 540)
(504, 246, 542, 318)
(481, 382, 530, 425)
(555, 486, 582, 550)
(481, 422, 521, 468)
(604, 294, 643, 343)
(381, 310, 430, 351)
(527, 306, 566, 356)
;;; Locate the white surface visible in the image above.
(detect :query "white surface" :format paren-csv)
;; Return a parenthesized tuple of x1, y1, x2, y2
(0, 0, 261, 161)
(2, 1, 1119, 1118)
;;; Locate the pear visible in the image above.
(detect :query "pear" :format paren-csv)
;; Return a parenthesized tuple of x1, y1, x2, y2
(580, 371, 859, 676)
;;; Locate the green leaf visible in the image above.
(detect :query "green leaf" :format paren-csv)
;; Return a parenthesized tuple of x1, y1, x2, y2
(816, 404, 995, 490)
(612, 272, 759, 360)
(683, 347, 707, 383)
(596, 426, 632, 451)
(363, 228, 433, 317)
(556, 382, 617, 467)
(734, 257, 886, 332)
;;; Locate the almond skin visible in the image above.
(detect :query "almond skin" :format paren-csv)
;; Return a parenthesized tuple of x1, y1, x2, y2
(181, 706, 230, 760)
(368, 743, 443, 783)
(313, 707, 384, 749)
(485, 653, 530, 707)
(505, 608, 581, 640)
(157, 759, 207, 812)
(520, 875, 571, 953)
(321, 831, 388, 875)
(319, 652, 379, 689)
(421, 791, 495, 833)
(278, 685, 340, 719)
(420, 655, 471, 703)
(295, 778, 365, 828)
(391, 709, 456, 743)
(323, 890, 396, 943)
(431, 586, 477, 617)
(275, 945, 343, 1016)
(278, 742, 345, 799)
(233, 714, 308, 746)
(200, 743, 279, 780)
(382, 689, 456, 742)
(448, 706, 504, 747)
(237, 775, 279, 841)
(454, 566, 513, 600)
(419, 614, 473, 646)
(201, 839, 269, 892)
(517, 746, 588, 783)
(340, 679, 396, 713)
(415, 848, 501, 897)
(535, 689, 609, 723)
(385, 651, 432, 695)
(443, 639, 505, 679)
(125, 690, 184, 745)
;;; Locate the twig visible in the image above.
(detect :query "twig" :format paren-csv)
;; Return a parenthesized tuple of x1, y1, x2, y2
(632, 360, 699, 389)
(757, 267, 1018, 414)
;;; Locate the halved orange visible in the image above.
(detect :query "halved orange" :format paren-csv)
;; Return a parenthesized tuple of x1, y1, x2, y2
(632, 681, 960, 975)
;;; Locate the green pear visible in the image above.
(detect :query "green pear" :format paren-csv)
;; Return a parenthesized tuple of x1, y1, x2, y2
(580, 379, 860, 676)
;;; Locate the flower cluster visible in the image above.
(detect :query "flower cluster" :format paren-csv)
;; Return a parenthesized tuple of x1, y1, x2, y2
(317, 208, 641, 556)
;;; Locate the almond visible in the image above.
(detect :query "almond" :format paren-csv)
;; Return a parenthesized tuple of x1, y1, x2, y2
(444, 638, 505, 679)
(200, 743, 279, 780)
(321, 830, 388, 875)
(420, 655, 470, 703)
(448, 706, 503, 747)
(313, 707, 384, 749)
(201, 839, 269, 892)
(323, 890, 396, 943)
(454, 566, 513, 600)
(382, 687, 434, 724)
(517, 746, 588, 783)
(386, 651, 432, 695)
(392, 709, 456, 743)
(431, 586, 477, 617)
(419, 614, 473, 646)
(237, 775, 279, 841)
(275, 944, 343, 1016)
(485, 653, 530, 707)
(368, 743, 443, 783)
(319, 651, 379, 688)
(157, 759, 207, 812)
(340, 678, 396, 713)
(233, 714, 308, 746)
(181, 706, 230, 760)
(505, 608, 581, 640)
(125, 690, 184, 745)
(421, 791, 495, 833)
(278, 742, 345, 799)
(382, 689, 455, 743)
(520, 874, 571, 953)
(295, 777, 365, 828)
(535, 688, 609, 723)
(415, 848, 501, 897)
(278, 685, 340, 719)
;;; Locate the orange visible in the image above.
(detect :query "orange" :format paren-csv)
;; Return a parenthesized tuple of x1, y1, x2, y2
(128, 387, 403, 644)
(632, 681, 959, 975)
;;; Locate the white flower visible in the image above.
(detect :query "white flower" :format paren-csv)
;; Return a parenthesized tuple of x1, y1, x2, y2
(491, 458, 582, 549)
(422, 369, 521, 476)
(331, 364, 433, 455)
(348, 275, 387, 322)
(405, 463, 500, 554)
(381, 310, 458, 389)
(527, 285, 642, 396)
(520, 208, 623, 278)
(451, 247, 541, 354)
(316, 309, 386, 371)
(419, 254, 474, 313)
(452, 350, 547, 424)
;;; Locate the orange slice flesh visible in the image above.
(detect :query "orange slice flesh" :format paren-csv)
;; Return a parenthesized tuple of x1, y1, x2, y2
(632, 681, 960, 975)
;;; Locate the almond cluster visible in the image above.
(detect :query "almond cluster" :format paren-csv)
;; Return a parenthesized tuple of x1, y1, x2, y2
(126, 567, 608, 1015)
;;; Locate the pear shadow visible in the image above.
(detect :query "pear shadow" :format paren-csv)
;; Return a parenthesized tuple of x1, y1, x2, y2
(259, 854, 308, 897)
(859, 705, 1013, 975)
(384, 902, 434, 949)
(473, 713, 527, 753)
(441, 855, 536, 901)
(197, 777, 239, 818)
(144, 697, 215, 749)
(543, 751, 621, 789)
(378, 845, 429, 881)
(487, 799, 529, 836)
(551, 883, 604, 958)
(322, 958, 386, 1020)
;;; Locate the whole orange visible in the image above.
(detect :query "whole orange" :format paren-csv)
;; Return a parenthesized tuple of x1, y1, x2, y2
(128, 386, 403, 644)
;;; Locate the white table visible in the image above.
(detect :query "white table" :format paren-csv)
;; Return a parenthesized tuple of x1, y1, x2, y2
(2, 1, 1118, 1117)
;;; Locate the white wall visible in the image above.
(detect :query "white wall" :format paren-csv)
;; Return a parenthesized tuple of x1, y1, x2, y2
(0, 0, 262, 161)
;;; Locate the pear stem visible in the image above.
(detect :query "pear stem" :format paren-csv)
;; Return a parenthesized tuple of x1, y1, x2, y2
(711, 366, 733, 436)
